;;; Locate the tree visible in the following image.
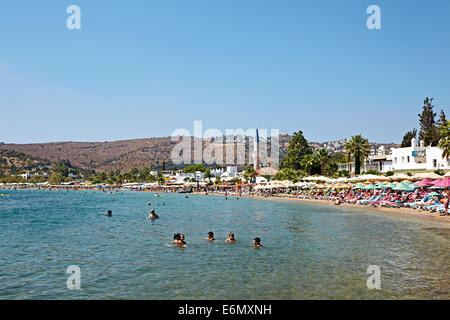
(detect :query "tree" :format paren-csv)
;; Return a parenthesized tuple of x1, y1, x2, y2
(438, 120, 450, 161)
(401, 129, 417, 148)
(437, 109, 448, 140)
(281, 131, 312, 170)
(273, 168, 306, 182)
(183, 164, 206, 173)
(345, 135, 371, 175)
(244, 165, 257, 182)
(49, 173, 64, 184)
(314, 148, 330, 175)
(300, 154, 319, 175)
(130, 166, 139, 177)
(418, 97, 439, 146)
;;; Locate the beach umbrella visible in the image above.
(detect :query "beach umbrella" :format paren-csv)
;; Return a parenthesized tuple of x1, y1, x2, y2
(428, 192, 441, 197)
(432, 178, 450, 188)
(353, 183, 366, 189)
(374, 183, 388, 189)
(392, 183, 415, 191)
(256, 167, 279, 176)
(302, 176, 332, 182)
(389, 173, 411, 181)
(362, 184, 377, 190)
(412, 172, 445, 180)
(384, 182, 396, 189)
(414, 178, 434, 187)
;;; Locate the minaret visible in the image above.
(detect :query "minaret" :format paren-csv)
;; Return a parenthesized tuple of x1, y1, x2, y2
(253, 127, 260, 170)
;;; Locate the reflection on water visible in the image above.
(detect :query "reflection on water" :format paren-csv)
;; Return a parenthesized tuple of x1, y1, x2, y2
(0, 190, 448, 299)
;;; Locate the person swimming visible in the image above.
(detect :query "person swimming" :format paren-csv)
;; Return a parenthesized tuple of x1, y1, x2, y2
(225, 232, 236, 242)
(148, 202, 151, 206)
(173, 233, 186, 246)
(148, 209, 159, 219)
(179, 234, 186, 245)
(207, 231, 215, 241)
(107, 210, 112, 217)
(254, 237, 263, 247)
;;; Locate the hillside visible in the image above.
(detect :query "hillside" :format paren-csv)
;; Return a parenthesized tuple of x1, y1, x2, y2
(0, 136, 290, 173)
(0, 149, 51, 176)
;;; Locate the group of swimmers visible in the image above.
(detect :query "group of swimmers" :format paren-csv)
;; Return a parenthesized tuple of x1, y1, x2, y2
(173, 231, 262, 248)
(106, 196, 263, 248)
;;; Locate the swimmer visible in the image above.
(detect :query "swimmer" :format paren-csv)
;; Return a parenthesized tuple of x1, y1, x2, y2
(173, 233, 181, 244)
(207, 231, 215, 241)
(334, 199, 341, 205)
(185, 195, 189, 199)
(225, 232, 236, 242)
(254, 237, 263, 248)
(107, 210, 112, 217)
(179, 234, 186, 246)
(148, 202, 151, 206)
(148, 209, 159, 219)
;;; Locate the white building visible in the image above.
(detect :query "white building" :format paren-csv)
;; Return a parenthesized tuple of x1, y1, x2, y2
(391, 138, 450, 171)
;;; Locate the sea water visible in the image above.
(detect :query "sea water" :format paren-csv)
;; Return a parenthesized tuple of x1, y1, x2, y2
(0, 189, 448, 299)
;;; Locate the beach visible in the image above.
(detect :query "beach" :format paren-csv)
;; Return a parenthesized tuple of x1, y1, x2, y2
(192, 191, 450, 228)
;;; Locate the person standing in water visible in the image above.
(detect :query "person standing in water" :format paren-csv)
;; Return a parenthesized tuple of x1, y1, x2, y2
(207, 232, 215, 241)
(107, 210, 112, 217)
(148, 209, 159, 219)
(225, 232, 236, 242)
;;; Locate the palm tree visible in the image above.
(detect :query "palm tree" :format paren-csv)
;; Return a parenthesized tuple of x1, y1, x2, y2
(344, 135, 371, 175)
(438, 120, 450, 160)
(314, 148, 330, 175)
(300, 154, 318, 175)
(244, 166, 257, 182)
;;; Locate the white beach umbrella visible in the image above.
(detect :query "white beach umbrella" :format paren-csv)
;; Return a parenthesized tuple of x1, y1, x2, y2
(412, 172, 446, 180)
(302, 176, 332, 182)
(389, 173, 412, 181)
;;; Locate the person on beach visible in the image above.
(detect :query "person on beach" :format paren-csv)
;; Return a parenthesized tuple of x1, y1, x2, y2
(148, 209, 159, 219)
(107, 210, 112, 216)
(225, 232, 236, 242)
(440, 191, 449, 216)
(254, 237, 263, 248)
(207, 231, 215, 241)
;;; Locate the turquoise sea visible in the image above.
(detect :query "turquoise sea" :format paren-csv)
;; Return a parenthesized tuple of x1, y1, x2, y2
(0, 189, 448, 299)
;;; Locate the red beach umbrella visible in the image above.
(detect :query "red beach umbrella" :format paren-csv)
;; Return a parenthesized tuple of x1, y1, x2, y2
(432, 178, 450, 188)
(414, 178, 434, 187)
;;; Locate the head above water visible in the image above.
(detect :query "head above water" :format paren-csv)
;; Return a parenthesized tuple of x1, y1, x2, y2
(107, 210, 112, 216)
(254, 237, 261, 245)
(228, 232, 235, 240)
(208, 231, 214, 239)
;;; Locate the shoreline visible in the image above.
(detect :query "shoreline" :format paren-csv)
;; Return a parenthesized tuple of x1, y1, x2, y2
(193, 191, 450, 228)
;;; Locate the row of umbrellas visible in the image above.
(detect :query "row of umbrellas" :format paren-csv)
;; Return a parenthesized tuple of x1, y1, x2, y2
(254, 177, 450, 191)
(302, 172, 450, 183)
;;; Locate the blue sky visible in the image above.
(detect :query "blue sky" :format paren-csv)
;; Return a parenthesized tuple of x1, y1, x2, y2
(0, 0, 449, 144)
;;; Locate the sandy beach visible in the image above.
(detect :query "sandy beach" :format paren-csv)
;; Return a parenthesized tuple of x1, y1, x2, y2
(194, 192, 450, 228)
